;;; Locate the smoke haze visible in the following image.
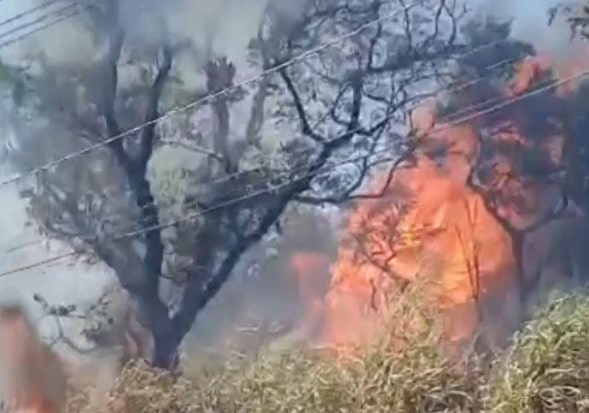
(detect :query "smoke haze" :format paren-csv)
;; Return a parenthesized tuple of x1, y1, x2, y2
(0, 0, 584, 353)
(480, 0, 585, 59)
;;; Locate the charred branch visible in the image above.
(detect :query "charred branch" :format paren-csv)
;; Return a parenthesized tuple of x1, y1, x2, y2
(294, 145, 415, 205)
(245, 80, 269, 148)
(279, 68, 325, 143)
(132, 44, 172, 295)
(33, 294, 96, 353)
(245, 23, 273, 148)
(465, 123, 570, 307)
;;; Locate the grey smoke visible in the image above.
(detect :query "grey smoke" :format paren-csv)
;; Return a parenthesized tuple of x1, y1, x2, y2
(478, 0, 584, 59)
(0, 0, 581, 353)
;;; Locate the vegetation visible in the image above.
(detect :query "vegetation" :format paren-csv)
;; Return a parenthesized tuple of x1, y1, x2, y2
(0, 0, 468, 368)
(491, 292, 589, 412)
(60, 290, 589, 413)
(3, 1, 589, 411)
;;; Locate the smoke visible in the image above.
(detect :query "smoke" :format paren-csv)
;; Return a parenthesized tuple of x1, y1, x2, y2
(0, 0, 585, 357)
(478, 0, 585, 59)
(0, 0, 94, 64)
(0, 0, 271, 86)
(0, 0, 313, 355)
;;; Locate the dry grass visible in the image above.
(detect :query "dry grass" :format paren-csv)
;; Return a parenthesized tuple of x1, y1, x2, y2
(66, 290, 589, 413)
(490, 292, 589, 413)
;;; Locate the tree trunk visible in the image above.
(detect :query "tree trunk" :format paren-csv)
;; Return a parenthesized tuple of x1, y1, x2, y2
(129, 293, 181, 370)
(151, 330, 181, 370)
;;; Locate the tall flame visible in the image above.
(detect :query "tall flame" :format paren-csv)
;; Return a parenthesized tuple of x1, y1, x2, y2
(288, 52, 589, 351)
(321, 154, 515, 347)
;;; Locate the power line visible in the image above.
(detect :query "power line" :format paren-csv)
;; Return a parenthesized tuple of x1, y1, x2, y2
(1, 44, 522, 256)
(0, 3, 77, 41)
(0, 0, 70, 29)
(0, 66, 585, 278)
(0, 0, 502, 188)
(0, 5, 83, 49)
(0, 2, 521, 254)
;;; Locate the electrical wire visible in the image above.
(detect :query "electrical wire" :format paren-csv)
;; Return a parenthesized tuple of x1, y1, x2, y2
(0, 0, 502, 188)
(0, 65, 585, 278)
(0, 3, 77, 42)
(0, 3, 87, 49)
(0, 0, 69, 29)
(1, 42, 524, 256)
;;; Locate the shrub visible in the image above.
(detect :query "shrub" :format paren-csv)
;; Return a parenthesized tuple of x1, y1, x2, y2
(69, 290, 589, 412)
(491, 293, 589, 413)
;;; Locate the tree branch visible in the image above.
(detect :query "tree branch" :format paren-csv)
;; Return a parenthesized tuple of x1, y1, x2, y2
(245, 23, 273, 147)
(205, 58, 239, 172)
(169, 67, 365, 342)
(94, 13, 176, 367)
(295, 141, 417, 205)
(279, 67, 325, 143)
(137, 44, 173, 174)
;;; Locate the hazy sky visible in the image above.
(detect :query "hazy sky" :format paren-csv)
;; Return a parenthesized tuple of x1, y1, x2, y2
(492, 0, 577, 58)
(0, 0, 570, 62)
(0, 0, 577, 342)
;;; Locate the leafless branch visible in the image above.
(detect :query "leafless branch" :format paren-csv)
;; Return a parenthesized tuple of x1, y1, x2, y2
(278, 68, 325, 143)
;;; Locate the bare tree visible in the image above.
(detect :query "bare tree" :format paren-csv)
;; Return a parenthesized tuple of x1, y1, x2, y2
(2, 0, 468, 368)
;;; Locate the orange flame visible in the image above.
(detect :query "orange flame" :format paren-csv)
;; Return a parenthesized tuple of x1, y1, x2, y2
(0, 305, 66, 413)
(286, 52, 589, 352)
(290, 252, 330, 335)
(321, 155, 515, 347)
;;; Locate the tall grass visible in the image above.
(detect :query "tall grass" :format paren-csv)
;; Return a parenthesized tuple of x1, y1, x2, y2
(69, 290, 589, 413)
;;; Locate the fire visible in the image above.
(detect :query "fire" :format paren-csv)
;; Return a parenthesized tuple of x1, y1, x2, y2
(0, 305, 67, 413)
(287, 51, 588, 351)
(290, 252, 330, 337)
(321, 155, 515, 347)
